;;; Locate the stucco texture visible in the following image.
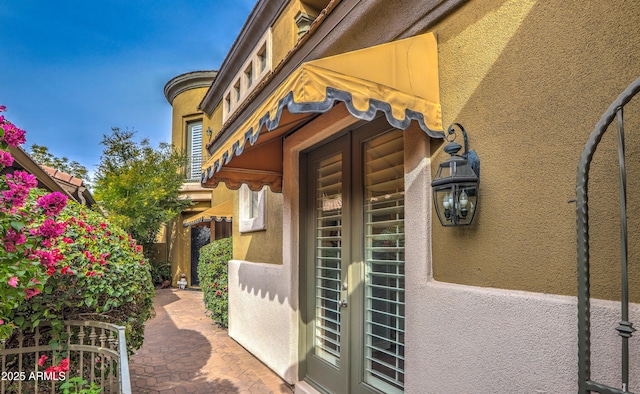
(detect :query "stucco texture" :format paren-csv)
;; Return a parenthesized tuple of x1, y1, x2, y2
(232, 189, 284, 264)
(170, 86, 214, 156)
(406, 281, 640, 393)
(431, 0, 640, 300)
(271, 1, 302, 71)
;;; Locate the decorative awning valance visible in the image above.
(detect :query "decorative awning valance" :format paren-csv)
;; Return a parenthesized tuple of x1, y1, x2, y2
(182, 200, 233, 227)
(202, 32, 444, 192)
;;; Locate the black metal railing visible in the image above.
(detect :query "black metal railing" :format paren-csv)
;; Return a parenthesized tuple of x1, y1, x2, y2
(183, 155, 209, 183)
(576, 76, 640, 394)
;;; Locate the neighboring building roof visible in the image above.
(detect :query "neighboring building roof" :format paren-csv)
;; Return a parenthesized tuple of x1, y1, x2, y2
(6, 145, 75, 198)
(40, 165, 97, 208)
(4, 145, 96, 208)
(41, 165, 83, 187)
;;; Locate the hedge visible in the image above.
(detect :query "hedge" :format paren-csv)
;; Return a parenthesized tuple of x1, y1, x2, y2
(197, 237, 232, 328)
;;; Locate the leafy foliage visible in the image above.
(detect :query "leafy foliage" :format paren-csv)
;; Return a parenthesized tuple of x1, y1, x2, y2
(150, 260, 171, 286)
(60, 376, 103, 394)
(198, 238, 232, 328)
(29, 144, 89, 181)
(8, 192, 155, 353)
(93, 127, 192, 257)
(0, 106, 68, 340)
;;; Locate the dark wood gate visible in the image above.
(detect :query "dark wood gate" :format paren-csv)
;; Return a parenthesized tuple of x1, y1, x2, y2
(576, 76, 640, 394)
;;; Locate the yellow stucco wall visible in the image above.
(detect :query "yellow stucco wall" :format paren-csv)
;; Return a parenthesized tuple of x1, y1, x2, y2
(232, 189, 284, 264)
(431, 0, 640, 300)
(166, 80, 220, 286)
(170, 86, 213, 155)
(208, 104, 224, 148)
(271, 1, 307, 68)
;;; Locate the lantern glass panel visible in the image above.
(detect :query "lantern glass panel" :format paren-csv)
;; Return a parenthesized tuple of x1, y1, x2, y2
(432, 183, 477, 226)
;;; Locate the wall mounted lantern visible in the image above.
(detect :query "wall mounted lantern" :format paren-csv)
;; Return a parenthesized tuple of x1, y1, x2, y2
(431, 123, 480, 226)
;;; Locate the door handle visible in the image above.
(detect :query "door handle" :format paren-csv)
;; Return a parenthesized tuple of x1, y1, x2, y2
(340, 299, 348, 308)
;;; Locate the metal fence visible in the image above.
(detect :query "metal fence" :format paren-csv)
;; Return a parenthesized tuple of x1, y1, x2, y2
(576, 76, 640, 394)
(0, 320, 131, 393)
(183, 155, 209, 182)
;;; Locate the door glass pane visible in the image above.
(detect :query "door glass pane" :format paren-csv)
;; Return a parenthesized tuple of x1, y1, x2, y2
(363, 130, 405, 393)
(314, 152, 343, 366)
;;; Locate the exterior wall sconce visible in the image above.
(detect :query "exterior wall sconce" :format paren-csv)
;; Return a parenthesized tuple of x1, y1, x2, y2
(431, 123, 480, 226)
(205, 127, 212, 140)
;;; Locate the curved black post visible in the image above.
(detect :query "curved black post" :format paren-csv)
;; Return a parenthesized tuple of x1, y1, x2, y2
(576, 76, 640, 394)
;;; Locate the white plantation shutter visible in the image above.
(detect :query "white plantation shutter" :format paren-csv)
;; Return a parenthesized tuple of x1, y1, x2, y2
(314, 152, 343, 366)
(188, 122, 203, 180)
(363, 130, 405, 393)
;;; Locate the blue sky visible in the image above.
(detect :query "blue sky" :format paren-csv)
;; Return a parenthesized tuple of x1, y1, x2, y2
(0, 0, 255, 177)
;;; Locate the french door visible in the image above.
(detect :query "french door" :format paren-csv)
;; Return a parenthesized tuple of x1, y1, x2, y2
(302, 118, 405, 394)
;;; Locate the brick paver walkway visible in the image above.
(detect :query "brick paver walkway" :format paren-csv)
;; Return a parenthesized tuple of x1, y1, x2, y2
(129, 289, 294, 394)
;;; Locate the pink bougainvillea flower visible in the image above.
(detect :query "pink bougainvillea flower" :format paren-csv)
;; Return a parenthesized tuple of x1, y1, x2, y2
(1, 122, 26, 147)
(59, 358, 69, 371)
(0, 319, 4, 325)
(44, 358, 70, 380)
(0, 105, 6, 112)
(0, 150, 14, 167)
(6, 228, 26, 245)
(25, 288, 40, 299)
(4, 242, 16, 252)
(62, 237, 74, 244)
(37, 219, 67, 238)
(13, 171, 37, 188)
(83, 250, 98, 263)
(8, 276, 18, 288)
(1, 171, 37, 209)
(36, 192, 68, 216)
(38, 355, 48, 367)
(32, 248, 64, 269)
(4, 228, 26, 253)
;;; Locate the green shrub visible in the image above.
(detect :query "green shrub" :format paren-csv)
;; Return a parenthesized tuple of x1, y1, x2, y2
(150, 260, 171, 286)
(198, 238, 232, 328)
(8, 192, 155, 353)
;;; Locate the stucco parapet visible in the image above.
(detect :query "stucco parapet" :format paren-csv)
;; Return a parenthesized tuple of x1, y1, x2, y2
(164, 70, 218, 104)
(180, 182, 213, 192)
(178, 187, 212, 202)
